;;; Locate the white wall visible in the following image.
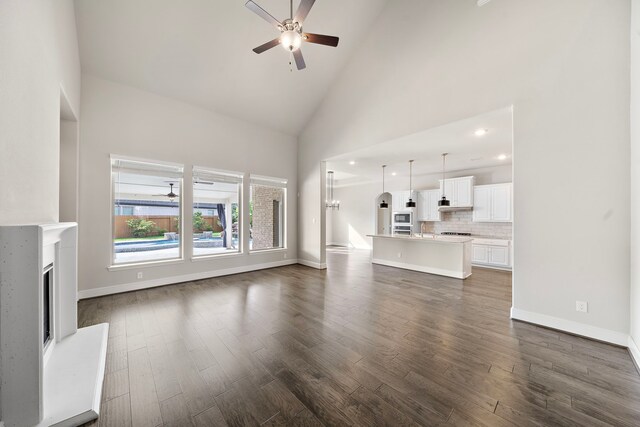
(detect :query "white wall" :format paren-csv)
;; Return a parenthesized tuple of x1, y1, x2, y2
(59, 119, 79, 222)
(299, 0, 631, 343)
(630, 0, 640, 360)
(77, 75, 297, 297)
(328, 165, 512, 249)
(0, 1, 81, 423)
(0, 0, 81, 224)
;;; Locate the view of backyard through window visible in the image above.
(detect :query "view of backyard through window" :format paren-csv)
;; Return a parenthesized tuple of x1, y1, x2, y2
(112, 158, 183, 264)
(111, 158, 287, 265)
(192, 168, 242, 257)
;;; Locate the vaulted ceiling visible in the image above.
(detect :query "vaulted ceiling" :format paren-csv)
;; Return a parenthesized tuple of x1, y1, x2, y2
(74, 0, 388, 135)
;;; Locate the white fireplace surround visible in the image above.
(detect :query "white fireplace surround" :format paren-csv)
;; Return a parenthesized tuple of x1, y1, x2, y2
(0, 223, 108, 427)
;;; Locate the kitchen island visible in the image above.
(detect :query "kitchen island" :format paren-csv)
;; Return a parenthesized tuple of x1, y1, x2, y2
(367, 234, 472, 279)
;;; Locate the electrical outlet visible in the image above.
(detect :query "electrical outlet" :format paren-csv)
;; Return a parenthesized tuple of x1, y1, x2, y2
(283, 253, 287, 259)
(576, 301, 588, 313)
(397, 252, 402, 258)
(137, 272, 143, 280)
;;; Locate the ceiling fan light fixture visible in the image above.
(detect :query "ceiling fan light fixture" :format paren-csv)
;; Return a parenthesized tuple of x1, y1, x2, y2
(281, 30, 302, 51)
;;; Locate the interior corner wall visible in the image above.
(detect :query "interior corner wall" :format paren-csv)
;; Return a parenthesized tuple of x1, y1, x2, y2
(77, 75, 297, 296)
(630, 0, 640, 358)
(298, 0, 631, 343)
(0, 0, 81, 225)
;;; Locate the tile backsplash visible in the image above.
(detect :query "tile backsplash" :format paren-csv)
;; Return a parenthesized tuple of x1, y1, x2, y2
(420, 210, 512, 239)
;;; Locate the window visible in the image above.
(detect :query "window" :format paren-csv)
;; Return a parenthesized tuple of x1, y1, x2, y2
(249, 175, 287, 251)
(192, 167, 242, 257)
(111, 157, 183, 265)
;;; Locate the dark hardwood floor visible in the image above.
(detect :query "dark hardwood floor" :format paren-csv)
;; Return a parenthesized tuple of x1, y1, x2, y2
(79, 247, 640, 426)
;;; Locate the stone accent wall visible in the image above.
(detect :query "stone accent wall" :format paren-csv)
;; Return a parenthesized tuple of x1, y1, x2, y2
(420, 210, 512, 239)
(252, 185, 285, 249)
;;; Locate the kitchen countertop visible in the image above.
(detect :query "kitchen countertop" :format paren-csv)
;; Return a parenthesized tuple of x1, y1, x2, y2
(367, 234, 473, 243)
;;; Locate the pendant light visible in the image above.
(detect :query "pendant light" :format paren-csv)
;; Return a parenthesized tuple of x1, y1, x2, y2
(406, 160, 416, 208)
(438, 153, 450, 207)
(325, 171, 340, 210)
(379, 165, 388, 209)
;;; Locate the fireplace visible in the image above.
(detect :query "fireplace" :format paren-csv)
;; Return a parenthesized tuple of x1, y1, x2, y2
(43, 263, 53, 349)
(0, 223, 109, 427)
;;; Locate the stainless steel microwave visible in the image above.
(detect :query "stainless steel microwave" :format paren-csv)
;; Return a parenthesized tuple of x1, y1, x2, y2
(393, 212, 412, 224)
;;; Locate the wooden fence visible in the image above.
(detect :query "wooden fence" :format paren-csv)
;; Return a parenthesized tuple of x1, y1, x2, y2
(114, 215, 222, 239)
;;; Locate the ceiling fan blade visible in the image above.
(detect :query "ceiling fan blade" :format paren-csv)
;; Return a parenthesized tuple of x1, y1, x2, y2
(294, 0, 316, 24)
(293, 49, 306, 70)
(245, 0, 281, 28)
(253, 38, 281, 54)
(303, 33, 339, 47)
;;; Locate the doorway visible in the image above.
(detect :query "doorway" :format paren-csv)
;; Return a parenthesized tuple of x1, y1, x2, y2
(320, 107, 514, 288)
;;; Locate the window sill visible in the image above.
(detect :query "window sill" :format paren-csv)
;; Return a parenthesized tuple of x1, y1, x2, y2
(249, 248, 287, 255)
(108, 258, 185, 271)
(191, 252, 244, 262)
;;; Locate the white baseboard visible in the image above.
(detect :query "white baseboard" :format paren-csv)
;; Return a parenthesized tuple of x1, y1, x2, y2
(297, 259, 327, 269)
(472, 263, 512, 272)
(78, 259, 298, 299)
(629, 335, 640, 373)
(327, 242, 349, 247)
(510, 307, 628, 346)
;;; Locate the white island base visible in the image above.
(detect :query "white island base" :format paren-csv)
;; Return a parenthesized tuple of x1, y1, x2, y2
(368, 234, 473, 279)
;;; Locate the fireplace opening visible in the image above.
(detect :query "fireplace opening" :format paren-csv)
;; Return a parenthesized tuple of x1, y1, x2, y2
(43, 263, 53, 348)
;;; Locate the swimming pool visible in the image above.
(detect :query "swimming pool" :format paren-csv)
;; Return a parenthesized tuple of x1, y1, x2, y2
(114, 236, 238, 252)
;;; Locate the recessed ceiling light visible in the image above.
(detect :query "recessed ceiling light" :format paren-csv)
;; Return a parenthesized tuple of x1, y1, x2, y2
(474, 128, 488, 137)
(349, 160, 356, 165)
(391, 172, 397, 176)
(498, 154, 507, 160)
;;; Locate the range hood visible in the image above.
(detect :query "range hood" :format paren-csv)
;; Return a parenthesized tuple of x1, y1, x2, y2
(438, 205, 473, 212)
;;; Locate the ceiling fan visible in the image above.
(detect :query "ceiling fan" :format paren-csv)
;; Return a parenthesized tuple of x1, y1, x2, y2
(246, 0, 339, 70)
(153, 183, 179, 202)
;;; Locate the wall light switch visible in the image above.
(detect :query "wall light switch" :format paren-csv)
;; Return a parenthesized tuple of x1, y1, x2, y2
(137, 272, 143, 279)
(576, 301, 588, 313)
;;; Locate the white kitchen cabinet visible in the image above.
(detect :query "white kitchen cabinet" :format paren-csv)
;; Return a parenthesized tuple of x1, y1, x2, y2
(392, 191, 416, 212)
(472, 183, 512, 222)
(391, 191, 406, 212)
(472, 186, 491, 222)
(439, 176, 474, 208)
(417, 189, 441, 221)
(472, 245, 489, 264)
(472, 238, 511, 269)
(488, 246, 510, 267)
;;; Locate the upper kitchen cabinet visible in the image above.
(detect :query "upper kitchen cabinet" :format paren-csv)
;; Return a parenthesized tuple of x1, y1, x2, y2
(438, 176, 475, 208)
(472, 183, 512, 222)
(391, 191, 416, 212)
(417, 189, 441, 221)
